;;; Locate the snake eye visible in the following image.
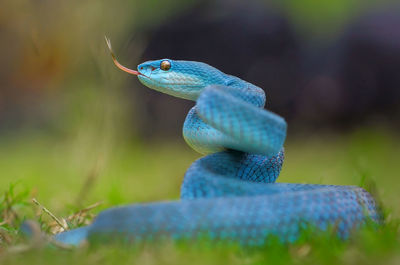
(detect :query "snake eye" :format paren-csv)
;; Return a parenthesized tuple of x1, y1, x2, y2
(160, 60, 171, 71)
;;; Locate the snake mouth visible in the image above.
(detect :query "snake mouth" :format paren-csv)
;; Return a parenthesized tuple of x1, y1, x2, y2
(136, 71, 150, 79)
(137, 74, 152, 83)
(137, 70, 151, 79)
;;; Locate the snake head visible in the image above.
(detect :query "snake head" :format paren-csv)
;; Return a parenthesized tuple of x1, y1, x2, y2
(137, 59, 226, 100)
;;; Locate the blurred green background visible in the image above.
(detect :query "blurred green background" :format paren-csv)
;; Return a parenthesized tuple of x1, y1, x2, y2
(0, 0, 400, 263)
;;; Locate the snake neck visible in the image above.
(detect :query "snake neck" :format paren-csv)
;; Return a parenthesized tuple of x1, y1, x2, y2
(222, 75, 266, 108)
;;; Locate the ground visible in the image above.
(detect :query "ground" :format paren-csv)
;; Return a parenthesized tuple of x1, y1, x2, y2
(0, 127, 399, 265)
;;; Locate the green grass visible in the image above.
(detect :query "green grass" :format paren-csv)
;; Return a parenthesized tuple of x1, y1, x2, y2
(0, 128, 399, 264)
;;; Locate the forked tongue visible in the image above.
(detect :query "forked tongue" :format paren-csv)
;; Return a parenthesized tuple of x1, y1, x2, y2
(105, 36, 140, 76)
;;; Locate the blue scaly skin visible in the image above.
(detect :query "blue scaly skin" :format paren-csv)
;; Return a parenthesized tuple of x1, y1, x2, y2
(53, 41, 380, 246)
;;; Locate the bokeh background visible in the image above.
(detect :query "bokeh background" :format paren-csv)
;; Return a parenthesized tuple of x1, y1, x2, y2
(1, 0, 399, 218)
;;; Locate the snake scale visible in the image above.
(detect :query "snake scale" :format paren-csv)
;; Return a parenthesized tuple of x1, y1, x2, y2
(53, 38, 380, 246)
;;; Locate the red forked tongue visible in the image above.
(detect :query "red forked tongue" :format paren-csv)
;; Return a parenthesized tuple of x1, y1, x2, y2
(105, 36, 140, 76)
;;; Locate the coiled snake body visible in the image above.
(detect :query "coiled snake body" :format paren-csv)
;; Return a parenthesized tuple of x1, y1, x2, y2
(54, 42, 380, 245)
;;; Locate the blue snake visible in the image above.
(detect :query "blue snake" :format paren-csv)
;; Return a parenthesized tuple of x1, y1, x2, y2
(52, 38, 380, 246)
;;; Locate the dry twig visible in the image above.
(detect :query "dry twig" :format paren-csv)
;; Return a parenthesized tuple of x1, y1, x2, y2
(32, 198, 67, 230)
